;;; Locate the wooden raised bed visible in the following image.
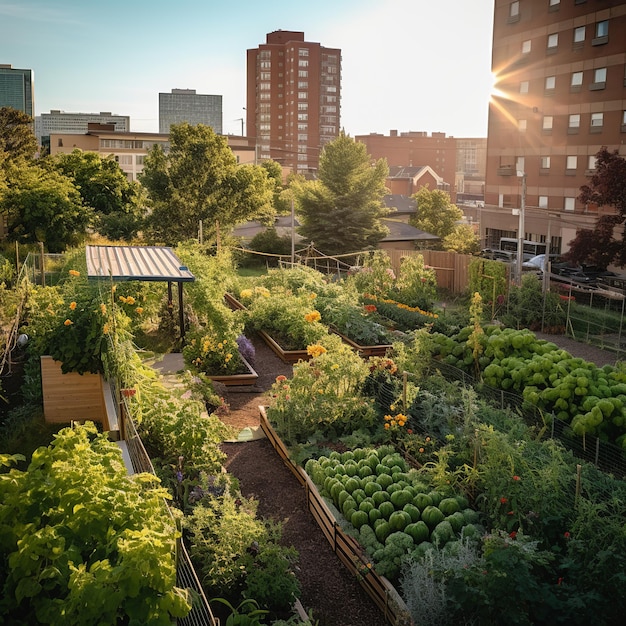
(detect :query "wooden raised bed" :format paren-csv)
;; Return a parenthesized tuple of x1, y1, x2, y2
(330, 329, 392, 358)
(224, 293, 246, 311)
(258, 330, 311, 364)
(259, 406, 410, 626)
(207, 354, 259, 386)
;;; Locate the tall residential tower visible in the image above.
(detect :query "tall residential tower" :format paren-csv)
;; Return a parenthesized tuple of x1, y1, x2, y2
(246, 30, 341, 175)
(159, 89, 222, 134)
(483, 0, 626, 255)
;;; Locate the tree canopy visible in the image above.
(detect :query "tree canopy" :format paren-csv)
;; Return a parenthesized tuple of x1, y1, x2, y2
(0, 107, 37, 162)
(45, 150, 146, 241)
(140, 123, 275, 244)
(2, 162, 92, 252)
(409, 187, 478, 253)
(567, 148, 626, 268)
(293, 132, 389, 255)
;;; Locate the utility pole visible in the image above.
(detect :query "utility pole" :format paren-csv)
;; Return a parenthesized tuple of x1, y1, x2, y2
(516, 171, 526, 285)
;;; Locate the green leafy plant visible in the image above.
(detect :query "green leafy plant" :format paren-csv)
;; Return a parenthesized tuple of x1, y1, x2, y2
(0, 423, 191, 624)
(266, 334, 376, 444)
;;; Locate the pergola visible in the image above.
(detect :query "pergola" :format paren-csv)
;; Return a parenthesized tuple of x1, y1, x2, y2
(85, 245, 195, 338)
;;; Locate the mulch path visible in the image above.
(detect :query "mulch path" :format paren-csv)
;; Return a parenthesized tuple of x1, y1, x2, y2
(217, 335, 387, 626)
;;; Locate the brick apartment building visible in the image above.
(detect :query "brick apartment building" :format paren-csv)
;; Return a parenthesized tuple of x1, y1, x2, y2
(483, 0, 626, 256)
(246, 30, 341, 175)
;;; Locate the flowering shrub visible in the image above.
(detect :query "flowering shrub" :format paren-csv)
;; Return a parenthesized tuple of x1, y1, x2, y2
(183, 327, 250, 376)
(348, 250, 396, 296)
(266, 334, 376, 444)
(391, 254, 438, 310)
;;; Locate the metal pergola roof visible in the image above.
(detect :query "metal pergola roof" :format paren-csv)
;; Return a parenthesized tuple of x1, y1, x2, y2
(85, 245, 195, 282)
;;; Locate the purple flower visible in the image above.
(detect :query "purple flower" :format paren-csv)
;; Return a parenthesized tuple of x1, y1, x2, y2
(236, 334, 256, 364)
(176, 471, 183, 483)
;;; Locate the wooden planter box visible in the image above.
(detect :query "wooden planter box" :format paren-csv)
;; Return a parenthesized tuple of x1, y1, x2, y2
(207, 354, 259, 386)
(331, 329, 392, 358)
(40, 356, 118, 433)
(258, 330, 311, 364)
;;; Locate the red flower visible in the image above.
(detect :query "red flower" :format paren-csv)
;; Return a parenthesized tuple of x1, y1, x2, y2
(564, 531, 571, 539)
(507, 510, 515, 515)
(509, 531, 517, 539)
(500, 497, 508, 504)
(407, 428, 413, 434)
(512, 475, 520, 481)
(557, 577, 564, 586)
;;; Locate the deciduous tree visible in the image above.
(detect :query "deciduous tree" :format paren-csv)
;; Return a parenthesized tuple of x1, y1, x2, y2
(140, 123, 275, 244)
(46, 149, 146, 241)
(567, 148, 626, 267)
(2, 163, 92, 252)
(410, 187, 463, 251)
(294, 132, 389, 255)
(0, 107, 37, 162)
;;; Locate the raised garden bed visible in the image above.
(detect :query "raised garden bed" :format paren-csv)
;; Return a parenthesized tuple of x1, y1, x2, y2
(330, 329, 392, 358)
(206, 354, 259, 386)
(258, 330, 312, 364)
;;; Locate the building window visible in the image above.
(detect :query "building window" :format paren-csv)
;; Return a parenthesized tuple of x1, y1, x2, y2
(571, 71, 583, 87)
(573, 26, 585, 43)
(547, 33, 558, 50)
(298, 81, 308, 89)
(590, 67, 607, 90)
(259, 82, 270, 90)
(564, 197, 576, 212)
(542, 115, 553, 131)
(569, 114, 580, 128)
(593, 20, 609, 45)
(297, 102, 308, 111)
(509, 1, 520, 19)
(260, 61, 271, 69)
(259, 93, 270, 100)
(297, 113, 308, 121)
(298, 70, 308, 78)
(545, 75, 556, 91)
(518, 119, 527, 132)
(520, 80, 529, 94)
(540, 156, 551, 170)
(297, 92, 307, 99)
(549, 0, 560, 5)
(538, 196, 548, 209)
(590, 112, 603, 131)
(588, 155, 598, 170)
(521, 39, 531, 54)
(298, 59, 309, 68)
(622, 110, 626, 132)
(298, 48, 309, 57)
(566, 155, 578, 171)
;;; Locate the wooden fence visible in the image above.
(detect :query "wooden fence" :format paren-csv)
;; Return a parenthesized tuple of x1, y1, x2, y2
(259, 407, 411, 626)
(385, 249, 473, 294)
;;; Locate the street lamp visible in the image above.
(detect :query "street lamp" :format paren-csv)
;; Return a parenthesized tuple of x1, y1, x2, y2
(516, 170, 526, 285)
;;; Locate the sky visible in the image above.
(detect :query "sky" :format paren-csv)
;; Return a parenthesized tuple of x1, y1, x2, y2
(1, 0, 495, 138)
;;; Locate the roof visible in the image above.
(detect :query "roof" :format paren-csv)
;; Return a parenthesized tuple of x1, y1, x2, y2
(85, 245, 195, 282)
(381, 219, 439, 242)
(387, 165, 444, 185)
(383, 194, 417, 215)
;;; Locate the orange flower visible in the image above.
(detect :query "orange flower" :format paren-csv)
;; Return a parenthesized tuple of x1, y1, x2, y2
(135, 307, 144, 314)
(69, 301, 77, 310)
(64, 319, 73, 326)
(68, 270, 80, 277)
(100, 303, 107, 315)
(125, 296, 136, 305)
(304, 311, 321, 323)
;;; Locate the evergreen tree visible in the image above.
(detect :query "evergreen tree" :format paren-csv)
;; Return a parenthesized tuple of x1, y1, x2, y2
(294, 132, 389, 255)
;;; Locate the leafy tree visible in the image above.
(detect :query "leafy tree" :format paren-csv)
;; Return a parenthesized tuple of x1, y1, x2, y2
(567, 148, 626, 267)
(45, 149, 146, 241)
(293, 132, 389, 255)
(0, 107, 37, 162)
(1, 162, 92, 252)
(140, 123, 275, 244)
(442, 223, 481, 254)
(410, 187, 463, 250)
(260, 159, 290, 215)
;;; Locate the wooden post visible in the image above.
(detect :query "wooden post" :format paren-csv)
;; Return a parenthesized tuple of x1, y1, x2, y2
(39, 241, 45, 286)
(178, 281, 185, 341)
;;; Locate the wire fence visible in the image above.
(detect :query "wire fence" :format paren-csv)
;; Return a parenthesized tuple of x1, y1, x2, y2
(367, 360, 626, 479)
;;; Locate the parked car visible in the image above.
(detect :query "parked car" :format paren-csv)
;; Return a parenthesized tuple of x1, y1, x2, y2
(480, 248, 516, 262)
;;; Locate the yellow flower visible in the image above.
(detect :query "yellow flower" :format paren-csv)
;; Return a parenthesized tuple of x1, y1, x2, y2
(100, 303, 107, 315)
(69, 301, 77, 310)
(135, 307, 143, 314)
(125, 296, 136, 305)
(331, 364, 339, 370)
(103, 323, 110, 334)
(306, 344, 327, 358)
(68, 269, 80, 277)
(119, 295, 127, 303)
(240, 289, 253, 299)
(384, 423, 390, 430)
(304, 311, 321, 323)
(64, 319, 73, 326)
(309, 292, 317, 299)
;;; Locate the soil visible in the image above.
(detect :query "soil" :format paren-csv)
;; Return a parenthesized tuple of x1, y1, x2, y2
(213, 330, 619, 626)
(215, 334, 388, 626)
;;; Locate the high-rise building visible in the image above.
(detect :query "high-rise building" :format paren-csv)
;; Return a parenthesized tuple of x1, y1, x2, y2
(246, 30, 341, 175)
(483, 0, 626, 255)
(0, 64, 34, 117)
(159, 89, 222, 134)
(36, 110, 130, 144)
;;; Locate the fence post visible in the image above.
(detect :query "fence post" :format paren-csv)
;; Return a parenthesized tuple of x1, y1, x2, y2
(594, 437, 600, 468)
